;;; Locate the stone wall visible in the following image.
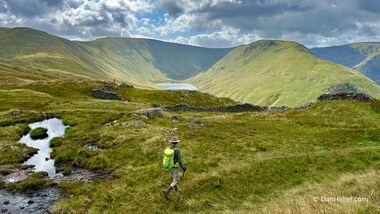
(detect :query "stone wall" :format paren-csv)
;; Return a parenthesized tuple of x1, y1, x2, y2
(164, 93, 375, 113)
(317, 93, 374, 102)
(164, 103, 288, 112)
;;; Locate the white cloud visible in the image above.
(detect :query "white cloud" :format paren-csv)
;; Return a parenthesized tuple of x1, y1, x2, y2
(169, 27, 261, 48)
(0, 0, 380, 47)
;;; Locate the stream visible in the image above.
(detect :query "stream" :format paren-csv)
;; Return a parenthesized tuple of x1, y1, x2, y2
(19, 118, 68, 178)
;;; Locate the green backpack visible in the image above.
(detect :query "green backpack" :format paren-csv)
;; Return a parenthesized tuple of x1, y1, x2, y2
(163, 147, 178, 169)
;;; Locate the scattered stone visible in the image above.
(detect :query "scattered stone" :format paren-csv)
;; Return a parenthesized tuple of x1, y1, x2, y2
(188, 119, 205, 127)
(102, 85, 117, 91)
(296, 102, 315, 110)
(41, 112, 54, 119)
(151, 103, 162, 108)
(135, 108, 163, 118)
(91, 89, 125, 101)
(317, 92, 374, 102)
(27, 200, 34, 204)
(3, 200, 9, 205)
(10, 110, 22, 115)
(20, 206, 25, 209)
(45, 157, 49, 161)
(118, 82, 133, 89)
(105, 120, 118, 127)
(126, 120, 146, 127)
(268, 106, 289, 112)
(167, 128, 178, 135)
(171, 115, 180, 122)
(84, 144, 101, 151)
(1, 209, 7, 213)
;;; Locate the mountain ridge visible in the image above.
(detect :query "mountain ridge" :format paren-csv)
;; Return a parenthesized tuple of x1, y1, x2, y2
(190, 40, 380, 107)
(0, 27, 232, 86)
(311, 42, 380, 85)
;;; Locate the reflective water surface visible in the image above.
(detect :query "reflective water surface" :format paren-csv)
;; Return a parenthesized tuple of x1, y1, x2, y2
(156, 83, 198, 90)
(19, 118, 67, 178)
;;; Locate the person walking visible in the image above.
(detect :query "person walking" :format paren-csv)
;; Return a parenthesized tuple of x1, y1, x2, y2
(163, 136, 187, 200)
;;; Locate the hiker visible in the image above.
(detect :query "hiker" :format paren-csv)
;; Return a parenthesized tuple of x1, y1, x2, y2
(163, 136, 187, 199)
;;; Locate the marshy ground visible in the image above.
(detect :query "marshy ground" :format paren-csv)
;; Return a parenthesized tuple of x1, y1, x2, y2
(0, 79, 380, 213)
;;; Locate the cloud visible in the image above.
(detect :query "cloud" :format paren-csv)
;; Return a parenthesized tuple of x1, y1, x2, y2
(0, 0, 379, 47)
(0, 0, 152, 40)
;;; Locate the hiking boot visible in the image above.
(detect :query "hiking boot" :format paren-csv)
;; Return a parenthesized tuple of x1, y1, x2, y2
(163, 190, 170, 200)
(174, 186, 181, 192)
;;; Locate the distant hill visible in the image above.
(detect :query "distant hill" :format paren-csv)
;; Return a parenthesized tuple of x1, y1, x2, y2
(190, 40, 380, 107)
(311, 43, 380, 85)
(1, 27, 380, 107)
(0, 27, 231, 86)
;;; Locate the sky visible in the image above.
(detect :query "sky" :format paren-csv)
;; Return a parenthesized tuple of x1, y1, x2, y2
(0, 0, 379, 48)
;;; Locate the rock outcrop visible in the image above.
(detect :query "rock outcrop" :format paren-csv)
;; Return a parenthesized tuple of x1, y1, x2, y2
(91, 89, 125, 101)
(135, 108, 163, 118)
(118, 82, 134, 89)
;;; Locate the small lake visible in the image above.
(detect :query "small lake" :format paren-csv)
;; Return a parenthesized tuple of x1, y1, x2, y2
(19, 118, 68, 178)
(156, 83, 198, 91)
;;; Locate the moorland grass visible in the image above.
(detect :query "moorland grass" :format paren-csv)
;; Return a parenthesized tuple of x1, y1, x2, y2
(6, 171, 51, 193)
(0, 79, 380, 213)
(30, 127, 48, 139)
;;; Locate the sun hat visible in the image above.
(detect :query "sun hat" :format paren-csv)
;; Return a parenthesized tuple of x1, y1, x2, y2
(169, 136, 180, 143)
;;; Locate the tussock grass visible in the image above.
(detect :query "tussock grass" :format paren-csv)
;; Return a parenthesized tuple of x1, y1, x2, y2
(30, 127, 48, 139)
(6, 172, 51, 193)
(370, 100, 380, 114)
(249, 170, 380, 214)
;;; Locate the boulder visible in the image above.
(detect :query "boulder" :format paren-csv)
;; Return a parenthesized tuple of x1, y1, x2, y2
(135, 108, 163, 118)
(171, 115, 180, 122)
(102, 85, 117, 91)
(126, 120, 146, 127)
(91, 89, 125, 101)
(118, 82, 134, 89)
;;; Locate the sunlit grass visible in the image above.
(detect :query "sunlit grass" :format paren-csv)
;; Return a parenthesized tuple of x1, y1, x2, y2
(0, 79, 380, 213)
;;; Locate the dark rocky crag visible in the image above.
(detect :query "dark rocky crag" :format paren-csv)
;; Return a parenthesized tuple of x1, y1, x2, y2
(91, 89, 125, 101)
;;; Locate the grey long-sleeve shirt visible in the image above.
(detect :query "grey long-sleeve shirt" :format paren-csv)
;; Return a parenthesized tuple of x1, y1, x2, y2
(170, 145, 185, 170)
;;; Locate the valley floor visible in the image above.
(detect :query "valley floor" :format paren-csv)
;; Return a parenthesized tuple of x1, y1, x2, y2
(0, 78, 380, 213)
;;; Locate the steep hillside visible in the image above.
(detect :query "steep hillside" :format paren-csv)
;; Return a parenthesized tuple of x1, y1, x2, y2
(0, 27, 231, 86)
(311, 43, 380, 85)
(190, 40, 380, 107)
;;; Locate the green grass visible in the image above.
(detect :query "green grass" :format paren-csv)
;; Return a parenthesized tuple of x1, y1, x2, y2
(311, 42, 380, 85)
(190, 40, 380, 107)
(0, 27, 231, 88)
(30, 127, 48, 139)
(370, 100, 380, 113)
(1, 78, 380, 213)
(6, 172, 51, 193)
(117, 87, 236, 106)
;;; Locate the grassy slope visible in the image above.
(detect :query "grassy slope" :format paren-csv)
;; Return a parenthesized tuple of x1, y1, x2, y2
(1, 79, 380, 213)
(311, 42, 380, 85)
(0, 27, 231, 87)
(144, 39, 232, 80)
(190, 40, 380, 107)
